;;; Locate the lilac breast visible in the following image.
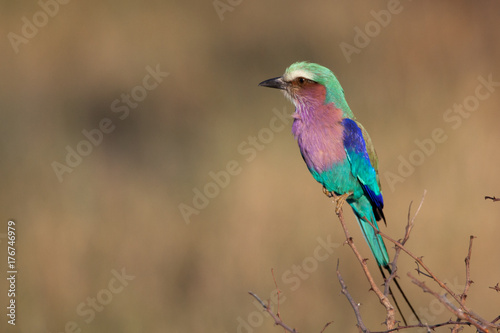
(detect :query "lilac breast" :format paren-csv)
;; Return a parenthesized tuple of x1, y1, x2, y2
(292, 102, 346, 175)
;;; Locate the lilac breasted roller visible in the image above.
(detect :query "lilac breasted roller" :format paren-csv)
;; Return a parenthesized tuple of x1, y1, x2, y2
(259, 62, 420, 325)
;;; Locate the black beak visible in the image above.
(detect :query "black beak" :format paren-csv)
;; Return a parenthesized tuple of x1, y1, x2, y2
(258, 76, 287, 90)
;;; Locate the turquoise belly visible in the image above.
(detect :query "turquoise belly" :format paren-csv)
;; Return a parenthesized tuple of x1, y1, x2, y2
(310, 159, 364, 200)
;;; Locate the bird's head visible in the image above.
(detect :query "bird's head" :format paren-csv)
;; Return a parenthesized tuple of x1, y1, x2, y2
(259, 62, 352, 117)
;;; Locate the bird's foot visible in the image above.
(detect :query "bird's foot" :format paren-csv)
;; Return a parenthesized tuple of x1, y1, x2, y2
(333, 191, 353, 215)
(322, 186, 334, 198)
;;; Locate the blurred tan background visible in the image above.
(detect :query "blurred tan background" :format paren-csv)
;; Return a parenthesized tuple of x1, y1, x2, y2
(1, 1, 500, 332)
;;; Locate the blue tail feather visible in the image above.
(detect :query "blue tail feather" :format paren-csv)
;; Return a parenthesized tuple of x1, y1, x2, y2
(350, 198, 389, 267)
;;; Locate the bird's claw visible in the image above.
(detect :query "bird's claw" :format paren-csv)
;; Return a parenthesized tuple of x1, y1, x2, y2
(322, 187, 334, 198)
(333, 191, 353, 214)
(322, 187, 352, 213)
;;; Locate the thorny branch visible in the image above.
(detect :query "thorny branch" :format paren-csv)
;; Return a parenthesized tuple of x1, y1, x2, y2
(361, 192, 500, 333)
(408, 273, 490, 333)
(370, 320, 474, 333)
(250, 191, 500, 332)
(365, 221, 498, 331)
(341, 190, 499, 332)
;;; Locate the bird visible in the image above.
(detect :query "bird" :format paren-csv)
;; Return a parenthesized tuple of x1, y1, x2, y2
(259, 61, 420, 325)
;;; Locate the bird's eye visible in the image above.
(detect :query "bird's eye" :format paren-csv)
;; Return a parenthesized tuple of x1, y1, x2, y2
(298, 77, 305, 84)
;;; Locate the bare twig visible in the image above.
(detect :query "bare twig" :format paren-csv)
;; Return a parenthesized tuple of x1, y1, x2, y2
(319, 321, 334, 333)
(460, 236, 476, 303)
(413, 261, 432, 278)
(485, 196, 500, 202)
(336, 260, 368, 333)
(271, 268, 283, 326)
(248, 291, 297, 333)
(407, 191, 426, 241)
(383, 192, 425, 298)
(451, 235, 476, 332)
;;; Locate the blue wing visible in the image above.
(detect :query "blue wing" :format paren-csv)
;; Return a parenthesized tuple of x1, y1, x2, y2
(342, 118, 385, 222)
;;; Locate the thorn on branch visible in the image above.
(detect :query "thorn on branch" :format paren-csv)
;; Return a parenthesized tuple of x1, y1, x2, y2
(489, 283, 500, 292)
